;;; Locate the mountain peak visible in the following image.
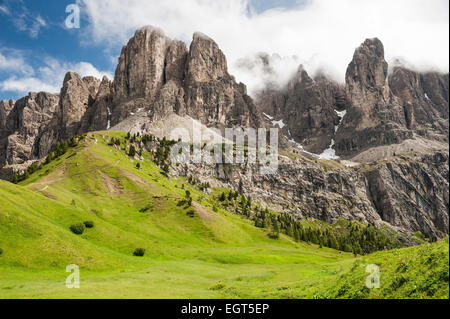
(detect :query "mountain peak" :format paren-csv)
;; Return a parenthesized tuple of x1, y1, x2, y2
(135, 25, 166, 37)
(345, 37, 390, 109)
(187, 31, 228, 83)
(360, 38, 385, 58)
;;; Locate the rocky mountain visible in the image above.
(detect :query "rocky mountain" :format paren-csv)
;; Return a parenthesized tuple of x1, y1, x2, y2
(254, 65, 345, 154)
(0, 92, 60, 179)
(255, 38, 449, 160)
(334, 39, 413, 157)
(389, 65, 449, 136)
(335, 39, 448, 158)
(173, 149, 449, 239)
(0, 74, 105, 179)
(110, 27, 262, 131)
(0, 27, 448, 240)
(0, 26, 262, 175)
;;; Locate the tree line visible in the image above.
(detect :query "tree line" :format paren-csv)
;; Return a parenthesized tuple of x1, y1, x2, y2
(216, 188, 403, 255)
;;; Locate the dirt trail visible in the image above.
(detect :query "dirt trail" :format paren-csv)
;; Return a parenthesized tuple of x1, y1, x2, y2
(193, 202, 216, 222)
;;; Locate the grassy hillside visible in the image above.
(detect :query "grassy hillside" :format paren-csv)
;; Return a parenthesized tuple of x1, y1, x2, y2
(0, 132, 448, 299)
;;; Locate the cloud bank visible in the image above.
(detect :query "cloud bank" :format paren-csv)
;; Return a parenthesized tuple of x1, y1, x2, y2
(79, 0, 449, 94)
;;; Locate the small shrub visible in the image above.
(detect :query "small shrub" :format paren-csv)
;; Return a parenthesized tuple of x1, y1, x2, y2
(186, 210, 196, 218)
(133, 248, 146, 257)
(0, 248, 3, 256)
(267, 232, 280, 240)
(139, 206, 151, 213)
(70, 223, 85, 235)
(83, 221, 94, 228)
(210, 283, 226, 291)
(177, 200, 187, 207)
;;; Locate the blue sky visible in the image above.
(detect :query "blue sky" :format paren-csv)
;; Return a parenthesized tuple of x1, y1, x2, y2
(0, 0, 115, 100)
(0, 0, 448, 100)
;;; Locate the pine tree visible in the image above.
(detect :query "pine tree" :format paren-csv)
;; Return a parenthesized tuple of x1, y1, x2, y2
(129, 145, 136, 157)
(238, 179, 244, 194)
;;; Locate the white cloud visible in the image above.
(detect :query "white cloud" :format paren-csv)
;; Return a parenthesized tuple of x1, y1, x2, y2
(0, 56, 113, 95)
(0, 77, 60, 94)
(80, 0, 449, 93)
(13, 11, 47, 38)
(0, 51, 34, 75)
(38, 57, 113, 84)
(0, 5, 10, 15)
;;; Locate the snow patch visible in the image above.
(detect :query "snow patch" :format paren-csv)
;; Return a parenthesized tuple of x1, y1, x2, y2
(318, 139, 338, 160)
(272, 119, 285, 129)
(334, 110, 347, 133)
(106, 107, 112, 130)
(263, 112, 274, 120)
(317, 109, 347, 160)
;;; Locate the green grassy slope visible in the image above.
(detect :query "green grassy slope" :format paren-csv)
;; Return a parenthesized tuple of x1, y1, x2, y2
(0, 132, 448, 299)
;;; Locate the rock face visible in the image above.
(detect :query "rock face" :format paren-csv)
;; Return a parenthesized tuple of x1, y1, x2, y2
(0, 74, 104, 172)
(389, 66, 449, 137)
(364, 152, 449, 238)
(173, 150, 449, 239)
(255, 66, 345, 153)
(80, 76, 114, 133)
(334, 39, 412, 157)
(0, 92, 60, 168)
(334, 39, 449, 158)
(59, 72, 101, 140)
(0, 100, 15, 137)
(345, 38, 391, 110)
(110, 27, 261, 130)
(0, 25, 263, 176)
(184, 33, 262, 129)
(112, 26, 176, 123)
(254, 38, 448, 158)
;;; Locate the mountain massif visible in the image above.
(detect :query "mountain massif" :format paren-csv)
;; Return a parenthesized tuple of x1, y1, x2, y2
(0, 26, 448, 240)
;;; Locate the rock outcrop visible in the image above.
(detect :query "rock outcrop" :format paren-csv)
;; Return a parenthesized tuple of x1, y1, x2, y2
(334, 39, 449, 158)
(0, 100, 15, 138)
(0, 26, 264, 176)
(184, 33, 262, 129)
(364, 152, 449, 238)
(80, 76, 114, 132)
(255, 66, 344, 153)
(0, 92, 60, 168)
(173, 150, 449, 239)
(110, 27, 262, 131)
(59, 72, 101, 140)
(389, 65, 449, 138)
(334, 38, 412, 157)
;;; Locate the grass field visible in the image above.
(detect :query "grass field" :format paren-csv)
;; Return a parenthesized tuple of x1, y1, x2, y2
(0, 132, 448, 299)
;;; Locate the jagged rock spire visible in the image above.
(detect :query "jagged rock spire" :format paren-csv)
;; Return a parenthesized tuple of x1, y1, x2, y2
(345, 38, 390, 109)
